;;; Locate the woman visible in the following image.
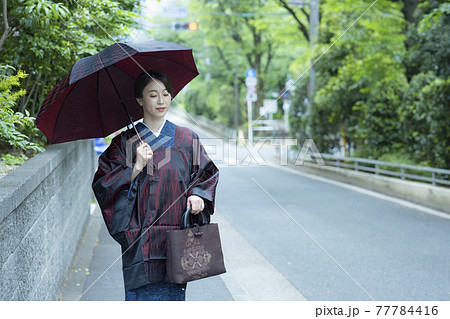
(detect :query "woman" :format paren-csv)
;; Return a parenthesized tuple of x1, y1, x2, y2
(92, 70, 219, 301)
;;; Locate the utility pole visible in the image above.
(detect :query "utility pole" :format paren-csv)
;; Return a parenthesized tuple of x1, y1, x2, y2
(234, 46, 239, 138)
(308, 0, 319, 137)
(289, 0, 319, 136)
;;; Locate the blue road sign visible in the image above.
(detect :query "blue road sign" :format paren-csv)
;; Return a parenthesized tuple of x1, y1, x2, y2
(246, 68, 257, 78)
(282, 90, 291, 100)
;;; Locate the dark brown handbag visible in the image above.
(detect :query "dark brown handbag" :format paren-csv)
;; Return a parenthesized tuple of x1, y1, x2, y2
(166, 208, 226, 284)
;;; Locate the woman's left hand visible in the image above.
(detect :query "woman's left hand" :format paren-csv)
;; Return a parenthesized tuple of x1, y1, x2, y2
(187, 195, 204, 215)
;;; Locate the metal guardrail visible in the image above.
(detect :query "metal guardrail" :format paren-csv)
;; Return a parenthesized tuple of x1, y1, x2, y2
(313, 153, 450, 187)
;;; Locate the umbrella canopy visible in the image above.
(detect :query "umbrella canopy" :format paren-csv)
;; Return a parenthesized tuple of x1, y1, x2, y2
(35, 40, 199, 144)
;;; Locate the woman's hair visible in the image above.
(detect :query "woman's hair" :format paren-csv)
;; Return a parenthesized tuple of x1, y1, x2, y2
(134, 70, 173, 98)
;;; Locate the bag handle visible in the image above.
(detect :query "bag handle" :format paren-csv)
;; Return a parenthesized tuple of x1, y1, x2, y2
(180, 207, 209, 229)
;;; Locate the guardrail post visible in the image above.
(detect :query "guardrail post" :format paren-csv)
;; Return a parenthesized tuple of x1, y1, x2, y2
(354, 161, 359, 172)
(375, 164, 379, 175)
(432, 172, 436, 186)
(401, 167, 405, 180)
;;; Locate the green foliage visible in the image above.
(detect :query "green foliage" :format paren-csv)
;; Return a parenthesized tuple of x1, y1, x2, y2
(0, 0, 143, 164)
(156, 0, 305, 127)
(405, 11, 450, 78)
(15, 0, 70, 28)
(310, 0, 406, 154)
(0, 66, 45, 154)
(418, 2, 450, 33)
(377, 152, 429, 167)
(2, 0, 142, 117)
(287, 0, 449, 169)
(2, 153, 28, 165)
(399, 72, 450, 168)
(184, 76, 244, 128)
(154, 0, 449, 171)
(376, 151, 433, 180)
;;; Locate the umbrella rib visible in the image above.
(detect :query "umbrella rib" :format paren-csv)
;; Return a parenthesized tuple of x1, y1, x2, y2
(98, 51, 143, 144)
(110, 63, 135, 81)
(52, 79, 80, 142)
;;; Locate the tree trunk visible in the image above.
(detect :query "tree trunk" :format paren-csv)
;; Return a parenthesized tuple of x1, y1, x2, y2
(0, 0, 13, 51)
(402, 0, 419, 23)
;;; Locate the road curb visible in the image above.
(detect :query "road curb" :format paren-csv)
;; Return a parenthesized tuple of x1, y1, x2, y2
(215, 212, 307, 301)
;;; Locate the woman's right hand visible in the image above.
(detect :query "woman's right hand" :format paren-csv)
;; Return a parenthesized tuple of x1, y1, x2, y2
(134, 142, 153, 172)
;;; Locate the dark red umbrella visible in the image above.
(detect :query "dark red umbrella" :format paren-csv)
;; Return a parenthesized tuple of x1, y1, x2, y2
(35, 40, 199, 144)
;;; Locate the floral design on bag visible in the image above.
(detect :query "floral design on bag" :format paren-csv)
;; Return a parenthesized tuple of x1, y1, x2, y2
(180, 229, 211, 278)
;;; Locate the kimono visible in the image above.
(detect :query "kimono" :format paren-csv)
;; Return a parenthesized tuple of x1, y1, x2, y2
(92, 120, 219, 291)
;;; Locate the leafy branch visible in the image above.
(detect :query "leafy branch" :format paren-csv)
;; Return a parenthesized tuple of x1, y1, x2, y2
(0, 66, 45, 154)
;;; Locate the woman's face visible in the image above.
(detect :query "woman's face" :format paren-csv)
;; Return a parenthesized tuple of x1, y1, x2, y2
(136, 79, 172, 120)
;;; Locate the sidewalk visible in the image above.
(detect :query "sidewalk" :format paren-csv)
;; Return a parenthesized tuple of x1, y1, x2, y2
(59, 203, 306, 301)
(59, 204, 233, 301)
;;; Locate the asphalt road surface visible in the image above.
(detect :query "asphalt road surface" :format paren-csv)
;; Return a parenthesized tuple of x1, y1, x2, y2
(170, 112, 450, 301)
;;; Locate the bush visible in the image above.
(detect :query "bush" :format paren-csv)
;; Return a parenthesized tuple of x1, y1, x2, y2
(0, 66, 45, 161)
(399, 72, 450, 169)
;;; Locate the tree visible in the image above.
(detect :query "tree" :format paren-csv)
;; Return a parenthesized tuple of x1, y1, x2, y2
(303, 0, 407, 156)
(276, 0, 310, 41)
(1, 0, 141, 117)
(172, 0, 306, 128)
(399, 0, 450, 168)
(287, 0, 449, 168)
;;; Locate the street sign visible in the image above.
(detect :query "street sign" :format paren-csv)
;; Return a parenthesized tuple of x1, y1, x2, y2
(263, 99, 278, 114)
(245, 77, 257, 87)
(246, 93, 257, 103)
(247, 86, 257, 94)
(281, 90, 291, 100)
(286, 79, 295, 88)
(246, 68, 257, 78)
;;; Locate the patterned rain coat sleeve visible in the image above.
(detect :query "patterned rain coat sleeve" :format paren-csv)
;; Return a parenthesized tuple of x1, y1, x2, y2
(91, 134, 138, 247)
(187, 132, 218, 216)
(91, 122, 219, 291)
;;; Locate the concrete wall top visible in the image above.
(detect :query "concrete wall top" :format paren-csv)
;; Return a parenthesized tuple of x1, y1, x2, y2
(0, 142, 76, 224)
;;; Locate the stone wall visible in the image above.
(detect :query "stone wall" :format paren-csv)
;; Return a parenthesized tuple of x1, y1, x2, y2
(0, 140, 95, 300)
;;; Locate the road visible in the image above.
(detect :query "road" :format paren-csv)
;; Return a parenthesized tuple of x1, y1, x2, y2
(169, 111, 450, 301)
(61, 110, 450, 301)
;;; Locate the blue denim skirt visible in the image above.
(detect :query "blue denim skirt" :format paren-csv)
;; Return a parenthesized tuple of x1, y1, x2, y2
(125, 282, 186, 301)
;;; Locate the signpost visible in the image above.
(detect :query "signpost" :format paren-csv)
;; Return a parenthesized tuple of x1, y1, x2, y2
(282, 79, 292, 132)
(245, 68, 257, 142)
